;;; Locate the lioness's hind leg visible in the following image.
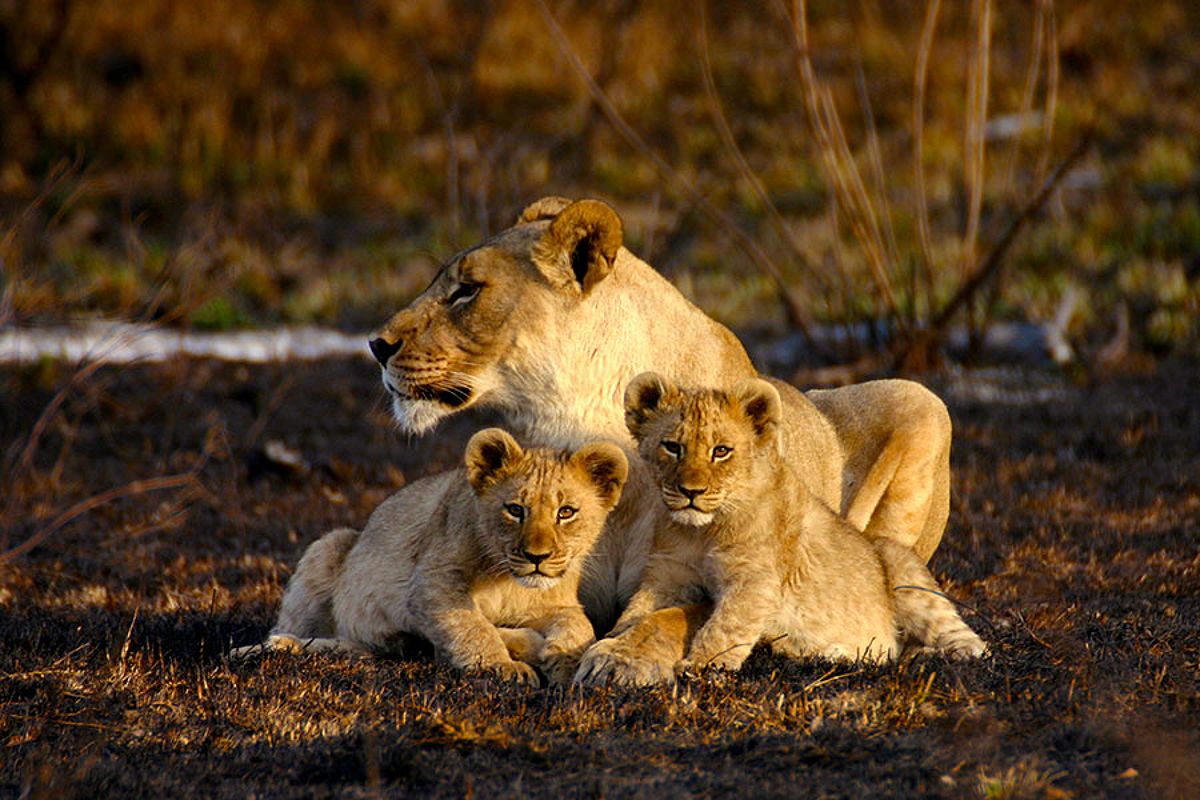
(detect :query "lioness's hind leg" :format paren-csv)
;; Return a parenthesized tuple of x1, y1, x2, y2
(877, 541, 988, 659)
(807, 380, 951, 563)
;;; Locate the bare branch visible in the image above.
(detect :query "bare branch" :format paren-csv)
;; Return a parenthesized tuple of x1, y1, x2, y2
(1, 473, 198, 564)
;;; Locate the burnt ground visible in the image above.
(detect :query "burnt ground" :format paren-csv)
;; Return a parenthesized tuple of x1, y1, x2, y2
(1, 354, 1198, 798)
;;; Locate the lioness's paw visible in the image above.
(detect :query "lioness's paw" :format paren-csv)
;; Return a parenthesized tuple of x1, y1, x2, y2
(484, 659, 541, 688)
(574, 640, 675, 687)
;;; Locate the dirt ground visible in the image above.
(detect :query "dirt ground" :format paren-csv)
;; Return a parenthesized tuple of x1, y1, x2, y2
(2, 353, 1198, 798)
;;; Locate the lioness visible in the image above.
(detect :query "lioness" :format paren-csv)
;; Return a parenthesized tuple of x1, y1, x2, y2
(369, 193, 948, 555)
(232, 428, 628, 686)
(575, 374, 986, 686)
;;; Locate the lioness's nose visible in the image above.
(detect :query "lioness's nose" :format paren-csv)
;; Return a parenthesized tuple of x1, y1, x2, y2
(368, 337, 401, 366)
(678, 484, 707, 500)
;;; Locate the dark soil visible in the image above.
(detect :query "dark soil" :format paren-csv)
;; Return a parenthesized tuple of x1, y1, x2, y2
(2, 355, 1198, 798)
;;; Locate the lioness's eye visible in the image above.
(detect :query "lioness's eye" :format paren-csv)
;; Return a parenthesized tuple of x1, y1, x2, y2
(712, 445, 732, 461)
(503, 503, 525, 520)
(557, 506, 577, 521)
(661, 441, 682, 458)
(447, 282, 482, 305)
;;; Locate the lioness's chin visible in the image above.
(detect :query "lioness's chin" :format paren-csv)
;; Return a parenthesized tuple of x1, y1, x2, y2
(514, 573, 562, 590)
(390, 396, 468, 436)
(669, 508, 715, 527)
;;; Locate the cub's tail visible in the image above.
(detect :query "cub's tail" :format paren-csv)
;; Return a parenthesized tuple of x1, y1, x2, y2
(230, 527, 359, 659)
(877, 540, 988, 659)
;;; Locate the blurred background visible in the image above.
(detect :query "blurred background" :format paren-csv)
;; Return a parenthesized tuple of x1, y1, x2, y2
(2, 0, 1198, 368)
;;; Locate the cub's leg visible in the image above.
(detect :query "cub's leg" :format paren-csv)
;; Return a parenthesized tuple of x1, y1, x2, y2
(576, 549, 709, 687)
(408, 579, 540, 686)
(574, 604, 709, 687)
(497, 627, 546, 665)
(806, 380, 951, 563)
(528, 606, 596, 686)
(229, 527, 359, 659)
(677, 551, 778, 675)
(877, 540, 988, 659)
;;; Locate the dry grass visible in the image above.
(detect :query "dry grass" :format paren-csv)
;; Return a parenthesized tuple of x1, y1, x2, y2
(2, 355, 1197, 797)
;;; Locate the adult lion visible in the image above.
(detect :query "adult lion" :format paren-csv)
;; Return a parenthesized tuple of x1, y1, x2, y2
(368, 196, 950, 633)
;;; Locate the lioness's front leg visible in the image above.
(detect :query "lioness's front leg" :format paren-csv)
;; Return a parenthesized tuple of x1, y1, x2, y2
(529, 605, 596, 686)
(409, 581, 539, 686)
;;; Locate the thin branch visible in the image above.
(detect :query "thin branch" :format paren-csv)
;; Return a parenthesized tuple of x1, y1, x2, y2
(912, 0, 941, 322)
(699, 4, 833, 291)
(854, 56, 902, 303)
(961, 0, 992, 281)
(790, 0, 904, 328)
(1001, 0, 1046, 199)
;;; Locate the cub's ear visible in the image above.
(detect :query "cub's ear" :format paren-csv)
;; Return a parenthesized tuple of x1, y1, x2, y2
(515, 196, 574, 225)
(465, 428, 523, 494)
(733, 378, 782, 441)
(571, 442, 629, 510)
(532, 198, 623, 295)
(624, 371, 675, 440)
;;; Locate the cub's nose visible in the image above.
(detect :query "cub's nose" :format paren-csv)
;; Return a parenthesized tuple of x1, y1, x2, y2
(522, 550, 551, 567)
(678, 485, 707, 501)
(368, 337, 401, 367)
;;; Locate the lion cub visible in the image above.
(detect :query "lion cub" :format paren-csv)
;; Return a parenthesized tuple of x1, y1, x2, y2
(577, 373, 984, 684)
(232, 428, 627, 686)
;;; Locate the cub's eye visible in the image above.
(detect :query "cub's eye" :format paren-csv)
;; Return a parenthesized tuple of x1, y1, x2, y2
(447, 282, 482, 306)
(557, 506, 577, 521)
(712, 445, 733, 461)
(661, 441, 682, 458)
(503, 503, 525, 521)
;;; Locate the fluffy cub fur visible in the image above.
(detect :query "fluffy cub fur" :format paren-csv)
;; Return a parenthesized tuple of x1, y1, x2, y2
(231, 429, 627, 686)
(575, 374, 985, 686)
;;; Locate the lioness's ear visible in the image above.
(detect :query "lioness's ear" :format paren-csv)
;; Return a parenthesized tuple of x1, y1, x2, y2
(465, 428, 523, 494)
(734, 379, 783, 441)
(624, 371, 674, 440)
(515, 196, 574, 225)
(533, 199, 623, 295)
(571, 442, 629, 509)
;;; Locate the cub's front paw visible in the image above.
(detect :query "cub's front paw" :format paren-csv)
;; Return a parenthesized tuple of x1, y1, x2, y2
(573, 639, 676, 687)
(540, 649, 584, 687)
(484, 658, 541, 687)
(675, 648, 747, 678)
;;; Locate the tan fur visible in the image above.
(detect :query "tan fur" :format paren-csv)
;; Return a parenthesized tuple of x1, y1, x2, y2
(366, 197, 951, 637)
(230, 429, 628, 687)
(574, 375, 986, 686)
